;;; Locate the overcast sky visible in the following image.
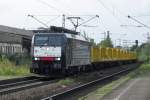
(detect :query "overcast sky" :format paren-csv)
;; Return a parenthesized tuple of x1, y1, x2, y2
(0, 0, 150, 46)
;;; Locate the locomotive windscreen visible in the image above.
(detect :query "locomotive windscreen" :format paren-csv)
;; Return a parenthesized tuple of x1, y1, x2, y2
(34, 34, 62, 46)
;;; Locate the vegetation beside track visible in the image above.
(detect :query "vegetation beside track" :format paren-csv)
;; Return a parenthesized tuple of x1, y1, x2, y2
(57, 72, 105, 87)
(132, 63, 150, 77)
(58, 78, 75, 86)
(0, 55, 30, 77)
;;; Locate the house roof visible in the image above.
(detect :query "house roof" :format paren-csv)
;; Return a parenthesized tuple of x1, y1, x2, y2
(0, 25, 34, 37)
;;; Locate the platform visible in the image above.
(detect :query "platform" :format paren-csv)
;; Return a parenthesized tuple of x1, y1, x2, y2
(102, 77, 150, 100)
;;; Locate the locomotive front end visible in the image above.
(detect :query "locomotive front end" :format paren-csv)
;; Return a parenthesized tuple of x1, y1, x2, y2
(30, 33, 65, 75)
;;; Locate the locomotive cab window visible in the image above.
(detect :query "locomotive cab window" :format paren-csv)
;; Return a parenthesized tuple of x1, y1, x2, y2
(34, 34, 64, 46)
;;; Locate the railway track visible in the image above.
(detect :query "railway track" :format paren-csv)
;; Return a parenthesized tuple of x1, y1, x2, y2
(0, 76, 58, 95)
(41, 63, 140, 100)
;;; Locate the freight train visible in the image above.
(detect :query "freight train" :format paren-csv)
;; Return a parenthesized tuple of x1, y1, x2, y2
(30, 26, 137, 75)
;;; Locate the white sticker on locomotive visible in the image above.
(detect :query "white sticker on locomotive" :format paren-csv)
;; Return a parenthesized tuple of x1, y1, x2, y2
(34, 46, 61, 57)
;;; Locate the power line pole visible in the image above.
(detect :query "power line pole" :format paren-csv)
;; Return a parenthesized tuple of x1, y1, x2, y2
(101, 32, 107, 39)
(101, 31, 112, 39)
(106, 31, 110, 38)
(62, 14, 66, 28)
(118, 39, 122, 46)
(147, 32, 150, 43)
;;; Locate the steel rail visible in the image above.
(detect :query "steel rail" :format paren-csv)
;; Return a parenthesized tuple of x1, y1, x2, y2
(0, 78, 59, 95)
(0, 76, 38, 85)
(0, 77, 42, 90)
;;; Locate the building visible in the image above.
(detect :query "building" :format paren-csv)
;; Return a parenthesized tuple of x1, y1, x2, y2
(0, 25, 34, 55)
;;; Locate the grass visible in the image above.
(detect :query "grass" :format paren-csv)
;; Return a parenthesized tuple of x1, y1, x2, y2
(132, 63, 150, 77)
(58, 78, 75, 86)
(0, 56, 30, 77)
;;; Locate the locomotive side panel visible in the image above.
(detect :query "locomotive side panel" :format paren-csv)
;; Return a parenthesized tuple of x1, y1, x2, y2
(66, 38, 91, 67)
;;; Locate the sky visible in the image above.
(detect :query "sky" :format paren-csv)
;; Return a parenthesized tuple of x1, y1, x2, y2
(0, 0, 150, 47)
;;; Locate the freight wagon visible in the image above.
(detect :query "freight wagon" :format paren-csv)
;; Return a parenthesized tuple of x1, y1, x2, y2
(91, 47, 137, 69)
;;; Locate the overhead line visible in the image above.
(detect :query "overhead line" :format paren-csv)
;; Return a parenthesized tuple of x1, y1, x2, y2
(36, 0, 68, 14)
(28, 14, 49, 28)
(31, 14, 61, 16)
(133, 15, 150, 17)
(46, 15, 61, 24)
(97, 0, 113, 15)
(128, 15, 150, 30)
(97, 0, 124, 25)
(96, 0, 142, 38)
(78, 15, 99, 27)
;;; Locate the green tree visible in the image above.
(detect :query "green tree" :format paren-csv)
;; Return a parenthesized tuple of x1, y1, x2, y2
(89, 38, 96, 46)
(98, 32, 113, 47)
(137, 43, 150, 62)
(130, 45, 137, 51)
(143, 43, 150, 62)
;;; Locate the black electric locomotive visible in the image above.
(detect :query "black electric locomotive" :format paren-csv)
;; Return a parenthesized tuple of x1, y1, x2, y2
(30, 26, 91, 75)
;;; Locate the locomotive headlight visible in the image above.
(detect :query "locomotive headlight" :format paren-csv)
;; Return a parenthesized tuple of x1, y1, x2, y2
(56, 57, 61, 61)
(34, 57, 39, 60)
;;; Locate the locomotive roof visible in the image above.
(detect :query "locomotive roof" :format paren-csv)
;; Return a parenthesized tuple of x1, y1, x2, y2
(65, 33, 88, 42)
(34, 33, 89, 42)
(32, 26, 78, 35)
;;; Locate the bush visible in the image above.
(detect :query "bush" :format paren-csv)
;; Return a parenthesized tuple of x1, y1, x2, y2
(0, 55, 30, 76)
